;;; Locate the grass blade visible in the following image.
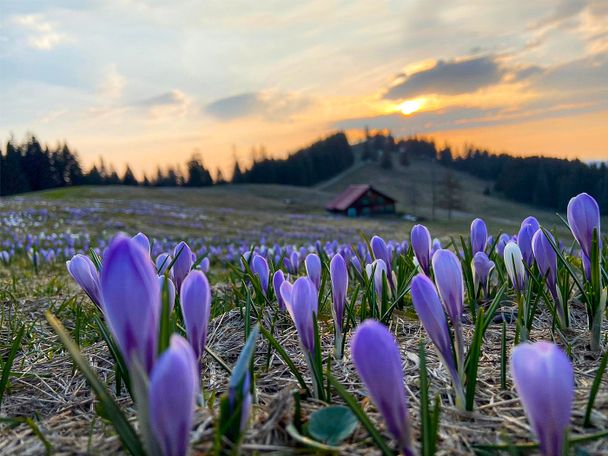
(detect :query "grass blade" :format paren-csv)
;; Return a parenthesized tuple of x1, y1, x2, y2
(583, 349, 608, 427)
(0, 325, 25, 405)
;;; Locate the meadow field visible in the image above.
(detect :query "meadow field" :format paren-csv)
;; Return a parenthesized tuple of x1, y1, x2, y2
(0, 164, 607, 455)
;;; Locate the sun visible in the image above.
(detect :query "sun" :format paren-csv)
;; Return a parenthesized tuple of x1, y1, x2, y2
(397, 99, 424, 116)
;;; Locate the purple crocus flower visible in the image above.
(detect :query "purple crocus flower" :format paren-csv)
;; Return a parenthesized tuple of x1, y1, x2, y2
(510, 341, 573, 456)
(180, 270, 211, 363)
(371, 235, 393, 287)
(132, 232, 151, 256)
(330, 253, 348, 331)
(149, 335, 199, 456)
(472, 251, 494, 297)
(305, 253, 322, 290)
(282, 277, 317, 353)
(531, 230, 558, 300)
(517, 219, 538, 267)
(567, 193, 601, 260)
(273, 270, 287, 310)
(198, 257, 210, 273)
(470, 218, 488, 254)
(251, 254, 270, 295)
(431, 238, 442, 257)
(410, 273, 464, 407)
(351, 255, 363, 275)
(411, 224, 432, 275)
(158, 275, 176, 311)
(431, 249, 464, 323)
(504, 241, 527, 292)
(66, 254, 103, 309)
(366, 259, 388, 298)
(155, 253, 173, 278)
(101, 234, 160, 374)
(351, 320, 413, 456)
(173, 241, 193, 290)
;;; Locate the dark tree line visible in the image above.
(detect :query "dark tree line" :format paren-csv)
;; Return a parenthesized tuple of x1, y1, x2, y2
(1, 133, 353, 196)
(390, 137, 608, 212)
(0, 135, 217, 196)
(232, 132, 353, 186)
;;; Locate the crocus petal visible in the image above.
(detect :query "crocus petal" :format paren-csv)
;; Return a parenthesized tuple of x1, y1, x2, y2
(132, 232, 151, 256)
(66, 254, 103, 309)
(173, 241, 193, 290)
(101, 234, 160, 374)
(470, 218, 488, 254)
(567, 193, 601, 260)
(149, 335, 199, 456)
(351, 320, 413, 455)
(410, 274, 459, 383)
(180, 270, 211, 362)
(155, 253, 174, 278)
(532, 230, 557, 298)
(286, 277, 317, 353)
(251, 254, 270, 295)
(504, 241, 527, 291)
(371, 235, 393, 280)
(273, 270, 286, 310)
(305, 253, 322, 290)
(432, 249, 464, 323)
(411, 224, 432, 275)
(330, 253, 348, 330)
(517, 220, 538, 267)
(510, 341, 573, 456)
(158, 275, 176, 311)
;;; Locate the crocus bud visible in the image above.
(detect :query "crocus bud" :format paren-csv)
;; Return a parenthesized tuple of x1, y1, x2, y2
(351, 255, 362, 275)
(284, 277, 317, 353)
(149, 335, 199, 456)
(431, 238, 442, 257)
(472, 251, 494, 296)
(251, 254, 269, 295)
(365, 259, 388, 298)
(158, 275, 176, 311)
(330, 253, 348, 330)
(101, 235, 160, 373)
(431, 249, 464, 323)
(470, 218, 488, 254)
(180, 270, 211, 363)
(371, 235, 393, 282)
(199, 257, 210, 273)
(66, 254, 103, 309)
(173, 241, 193, 290)
(517, 220, 538, 267)
(155, 253, 173, 278)
(132, 232, 151, 256)
(411, 224, 432, 275)
(496, 233, 510, 256)
(567, 193, 601, 260)
(532, 230, 558, 300)
(273, 270, 286, 310)
(411, 274, 463, 404)
(504, 241, 527, 292)
(305, 253, 322, 290)
(351, 320, 413, 456)
(510, 341, 573, 456)
(521, 216, 540, 233)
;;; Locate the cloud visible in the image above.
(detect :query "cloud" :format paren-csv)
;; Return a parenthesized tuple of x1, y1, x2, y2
(12, 14, 67, 50)
(384, 56, 505, 99)
(98, 64, 126, 100)
(205, 91, 311, 121)
(133, 89, 192, 119)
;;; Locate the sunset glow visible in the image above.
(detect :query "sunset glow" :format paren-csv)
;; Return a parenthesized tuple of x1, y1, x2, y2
(398, 99, 425, 116)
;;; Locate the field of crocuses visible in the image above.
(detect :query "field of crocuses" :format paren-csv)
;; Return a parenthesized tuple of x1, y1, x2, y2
(1, 189, 607, 455)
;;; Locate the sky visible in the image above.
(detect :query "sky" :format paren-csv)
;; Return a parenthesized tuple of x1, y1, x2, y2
(1, 0, 607, 178)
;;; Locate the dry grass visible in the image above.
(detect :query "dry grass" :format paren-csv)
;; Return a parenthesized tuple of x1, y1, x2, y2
(2, 282, 606, 455)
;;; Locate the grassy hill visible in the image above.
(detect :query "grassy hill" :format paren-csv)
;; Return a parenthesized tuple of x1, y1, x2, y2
(4, 155, 578, 245)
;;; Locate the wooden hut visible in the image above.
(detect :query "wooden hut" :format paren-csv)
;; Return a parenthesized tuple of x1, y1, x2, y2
(325, 184, 396, 216)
